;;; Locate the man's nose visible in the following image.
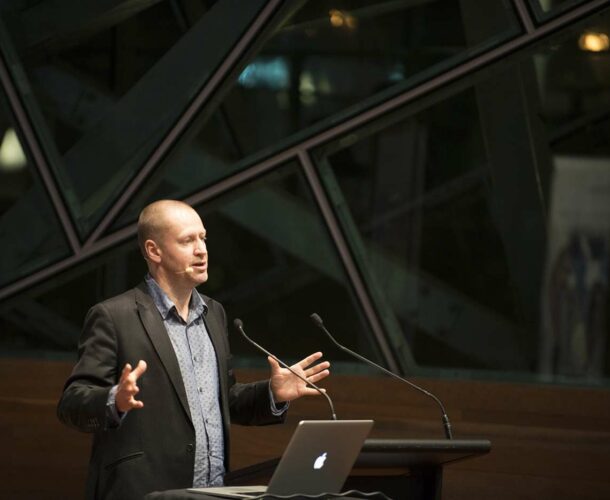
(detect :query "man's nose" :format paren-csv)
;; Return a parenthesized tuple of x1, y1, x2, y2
(195, 238, 206, 254)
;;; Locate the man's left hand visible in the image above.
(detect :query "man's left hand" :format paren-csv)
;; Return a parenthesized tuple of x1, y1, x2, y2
(269, 352, 330, 403)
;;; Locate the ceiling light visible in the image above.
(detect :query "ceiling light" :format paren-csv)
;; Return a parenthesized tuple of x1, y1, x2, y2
(578, 31, 610, 52)
(0, 128, 27, 172)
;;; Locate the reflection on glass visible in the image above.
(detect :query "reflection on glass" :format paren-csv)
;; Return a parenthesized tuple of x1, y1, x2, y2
(221, 0, 520, 156)
(0, 95, 70, 289)
(195, 164, 379, 365)
(316, 7, 610, 382)
(0, 242, 143, 355)
(535, 9, 610, 382)
(537, 12, 610, 154)
(320, 89, 529, 372)
(529, 0, 589, 21)
(111, 0, 521, 229)
(1, 163, 380, 370)
(0, 0, 263, 235)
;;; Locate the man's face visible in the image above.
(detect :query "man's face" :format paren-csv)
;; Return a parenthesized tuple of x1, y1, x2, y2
(155, 205, 208, 286)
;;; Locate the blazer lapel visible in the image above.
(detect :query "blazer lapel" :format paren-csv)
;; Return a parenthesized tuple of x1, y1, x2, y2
(204, 300, 233, 422)
(202, 302, 229, 397)
(135, 283, 193, 426)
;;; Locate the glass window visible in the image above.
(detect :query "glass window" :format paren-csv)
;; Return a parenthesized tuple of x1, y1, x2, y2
(0, 92, 70, 289)
(528, 0, 591, 22)
(110, 0, 522, 230)
(194, 164, 380, 367)
(313, 6, 610, 382)
(0, 0, 266, 236)
(1, 163, 380, 371)
(0, 243, 142, 355)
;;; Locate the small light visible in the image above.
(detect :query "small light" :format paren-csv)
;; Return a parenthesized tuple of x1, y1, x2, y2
(345, 15, 358, 29)
(0, 128, 27, 172)
(299, 72, 316, 94)
(578, 31, 610, 52)
(329, 9, 344, 28)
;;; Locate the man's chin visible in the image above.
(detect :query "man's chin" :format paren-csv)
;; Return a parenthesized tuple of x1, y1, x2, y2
(192, 271, 208, 284)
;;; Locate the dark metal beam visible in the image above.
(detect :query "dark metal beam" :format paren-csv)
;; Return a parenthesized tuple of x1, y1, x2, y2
(19, 0, 164, 54)
(0, 51, 81, 254)
(84, 0, 288, 247)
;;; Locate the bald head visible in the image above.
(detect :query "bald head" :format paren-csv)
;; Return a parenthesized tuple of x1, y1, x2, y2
(137, 200, 197, 258)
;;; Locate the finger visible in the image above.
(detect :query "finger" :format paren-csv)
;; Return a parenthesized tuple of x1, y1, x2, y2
(307, 369, 330, 384)
(130, 399, 144, 410)
(119, 363, 132, 383)
(304, 361, 330, 377)
(302, 387, 326, 396)
(132, 360, 147, 379)
(296, 352, 323, 369)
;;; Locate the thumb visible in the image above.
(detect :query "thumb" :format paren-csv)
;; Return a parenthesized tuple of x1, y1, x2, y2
(267, 355, 281, 374)
(132, 360, 147, 379)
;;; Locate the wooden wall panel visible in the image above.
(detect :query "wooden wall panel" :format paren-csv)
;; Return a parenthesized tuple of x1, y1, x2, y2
(1, 359, 610, 499)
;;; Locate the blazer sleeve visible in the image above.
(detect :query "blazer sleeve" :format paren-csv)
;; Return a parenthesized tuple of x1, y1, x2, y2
(57, 302, 120, 433)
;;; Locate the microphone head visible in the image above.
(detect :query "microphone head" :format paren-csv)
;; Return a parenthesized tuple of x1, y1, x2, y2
(233, 318, 244, 330)
(310, 313, 323, 327)
(184, 266, 194, 274)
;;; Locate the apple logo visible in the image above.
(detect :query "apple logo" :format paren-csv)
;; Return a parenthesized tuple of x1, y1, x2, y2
(313, 452, 327, 470)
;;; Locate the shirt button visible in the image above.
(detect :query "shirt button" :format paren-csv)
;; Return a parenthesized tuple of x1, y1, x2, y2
(186, 443, 194, 453)
(193, 356, 198, 362)
(198, 387, 203, 393)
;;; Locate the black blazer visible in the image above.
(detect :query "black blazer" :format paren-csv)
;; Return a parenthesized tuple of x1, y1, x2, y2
(57, 282, 284, 500)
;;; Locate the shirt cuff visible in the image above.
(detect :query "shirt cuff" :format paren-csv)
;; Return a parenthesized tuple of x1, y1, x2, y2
(105, 385, 127, 429)
(268, 382, 289, 416)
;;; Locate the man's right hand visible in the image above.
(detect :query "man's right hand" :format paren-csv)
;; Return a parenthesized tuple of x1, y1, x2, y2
(116, 360, 147, 413)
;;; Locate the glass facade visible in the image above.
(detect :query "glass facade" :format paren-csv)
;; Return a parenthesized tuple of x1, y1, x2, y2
(530, 0, 592, 21)
(0, 0, 267, 236)
(0, 90, 70, 289)
(0, 1, 607, 385)
(111, 0, 522, 227)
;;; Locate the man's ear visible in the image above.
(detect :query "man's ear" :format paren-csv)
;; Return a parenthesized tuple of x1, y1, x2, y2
(144, 239, 162, 264)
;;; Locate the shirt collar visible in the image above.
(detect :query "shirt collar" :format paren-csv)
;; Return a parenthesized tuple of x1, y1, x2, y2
(145, 274, 208, 321)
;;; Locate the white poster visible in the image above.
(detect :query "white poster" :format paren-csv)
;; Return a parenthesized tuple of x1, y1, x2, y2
(539, 156, 609, 379)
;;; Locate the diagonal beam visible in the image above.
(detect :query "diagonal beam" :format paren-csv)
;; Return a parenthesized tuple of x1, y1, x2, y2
(0, 0, 606, 302)
(19, 0, 164, 54)
(84, 0, 288, 246)
(0, 50, 81, 254)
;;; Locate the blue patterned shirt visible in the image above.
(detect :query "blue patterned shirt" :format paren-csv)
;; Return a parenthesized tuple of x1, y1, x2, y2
(145, 275, 225, 487)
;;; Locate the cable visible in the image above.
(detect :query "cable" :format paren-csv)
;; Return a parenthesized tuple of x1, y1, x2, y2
(244, 489, 393, 500)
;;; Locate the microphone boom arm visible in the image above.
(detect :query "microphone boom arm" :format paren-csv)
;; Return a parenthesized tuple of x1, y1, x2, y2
(310, 313, 452, 438)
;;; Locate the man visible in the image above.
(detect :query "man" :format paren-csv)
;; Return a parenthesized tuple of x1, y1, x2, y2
(57, 200, 330, 499)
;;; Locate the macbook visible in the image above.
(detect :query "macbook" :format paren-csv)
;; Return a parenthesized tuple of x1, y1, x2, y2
(188, 419, 373, 498)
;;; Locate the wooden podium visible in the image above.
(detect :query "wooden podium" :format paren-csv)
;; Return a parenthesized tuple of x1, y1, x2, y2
(226, 438, 491, 500)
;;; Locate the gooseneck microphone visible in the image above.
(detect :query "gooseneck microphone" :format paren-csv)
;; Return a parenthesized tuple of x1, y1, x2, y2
(233, 318, 337, 420)
(309, 313, 453, 439)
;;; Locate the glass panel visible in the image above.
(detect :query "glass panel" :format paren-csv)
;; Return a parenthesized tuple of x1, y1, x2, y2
(195, 164, 380, 367)
(1, 163, 380, 372)
(0, 92, 70, 289)
(314, 7, 610, 384)
(0, 0, 266, 236)
(110, 0, 521, 230)
(0, 243, 142, 356)
(529, 0, 590, 22)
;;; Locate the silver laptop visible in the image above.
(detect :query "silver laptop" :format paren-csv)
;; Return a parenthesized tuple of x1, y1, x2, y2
(188, 420, 374, 498)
